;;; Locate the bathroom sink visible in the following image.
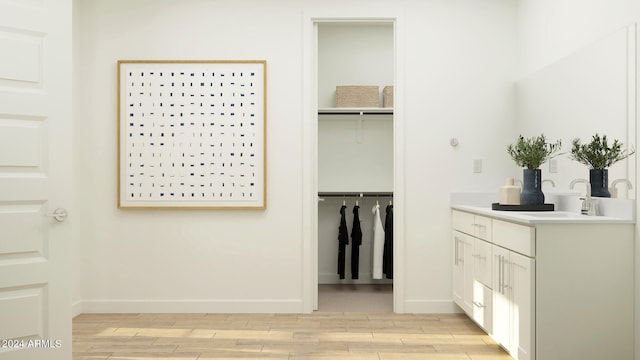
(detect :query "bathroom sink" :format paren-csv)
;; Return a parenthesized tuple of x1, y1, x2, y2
(513, 211, 598, 220)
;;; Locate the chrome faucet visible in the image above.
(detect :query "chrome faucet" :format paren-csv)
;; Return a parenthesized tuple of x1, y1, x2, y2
(570, 179, 595, 215)
(610, 178, 633, 198)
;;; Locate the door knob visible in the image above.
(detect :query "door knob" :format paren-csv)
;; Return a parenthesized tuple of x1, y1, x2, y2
(48, 208, 68, 222)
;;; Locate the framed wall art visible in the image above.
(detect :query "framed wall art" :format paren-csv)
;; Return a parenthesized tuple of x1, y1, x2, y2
(118, 60, 267, 209)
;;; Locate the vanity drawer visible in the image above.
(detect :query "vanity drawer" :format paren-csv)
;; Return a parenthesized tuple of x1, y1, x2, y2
(474, 216, 492, 241)
(452, 210, 475, 235)
(493, 220, 535, 257)
(452, 210, 492, 241)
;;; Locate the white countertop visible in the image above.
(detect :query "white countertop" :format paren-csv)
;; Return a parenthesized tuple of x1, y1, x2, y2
(451, 204, 635, 224)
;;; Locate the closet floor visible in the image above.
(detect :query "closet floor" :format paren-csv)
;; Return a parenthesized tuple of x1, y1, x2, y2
(318, 284, 393, 312)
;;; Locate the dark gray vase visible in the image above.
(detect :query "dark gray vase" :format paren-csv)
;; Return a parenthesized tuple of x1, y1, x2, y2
(521, 168, 545, 205)
(589, 169, 611, 198)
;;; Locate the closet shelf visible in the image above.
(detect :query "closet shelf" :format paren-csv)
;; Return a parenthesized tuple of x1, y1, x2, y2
(318, 108, 393, 115)
(318, 192, 393, 198)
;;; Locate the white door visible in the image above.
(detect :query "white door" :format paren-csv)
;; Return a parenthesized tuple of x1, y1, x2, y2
(0, 0, 72, 359)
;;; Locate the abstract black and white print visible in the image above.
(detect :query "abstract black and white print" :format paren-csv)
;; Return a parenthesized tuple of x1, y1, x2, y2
(118, 61, 266, 208)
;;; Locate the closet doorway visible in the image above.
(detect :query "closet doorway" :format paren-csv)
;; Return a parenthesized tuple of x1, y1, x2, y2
(313, 20, 399, 313)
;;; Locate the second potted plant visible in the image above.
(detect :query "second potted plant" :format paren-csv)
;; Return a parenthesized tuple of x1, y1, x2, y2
(569, 134, 635, 197)
(507, 134, 562, 205)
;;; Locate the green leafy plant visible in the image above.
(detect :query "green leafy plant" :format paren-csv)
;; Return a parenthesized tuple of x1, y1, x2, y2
(570, 134, 635, 169)
(507, 134, 562, 169)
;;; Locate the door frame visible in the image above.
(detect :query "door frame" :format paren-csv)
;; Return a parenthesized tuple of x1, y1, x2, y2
(301, 12, 406, 313)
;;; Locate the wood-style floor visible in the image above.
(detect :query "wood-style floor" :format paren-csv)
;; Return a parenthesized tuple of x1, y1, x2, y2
(72, 312, 513, 360)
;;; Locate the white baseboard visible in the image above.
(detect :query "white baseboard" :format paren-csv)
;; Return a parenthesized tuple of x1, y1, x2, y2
(73, 299, 304, 314)
(72, 299, 459, 315)
(403, 299, 461, 314)
(72, 300, 84, 317)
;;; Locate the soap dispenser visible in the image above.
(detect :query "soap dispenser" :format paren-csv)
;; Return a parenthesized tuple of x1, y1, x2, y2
(499, 178, 521, 205)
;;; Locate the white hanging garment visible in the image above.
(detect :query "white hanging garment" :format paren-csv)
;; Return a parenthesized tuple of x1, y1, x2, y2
(372, 203, 385, 279)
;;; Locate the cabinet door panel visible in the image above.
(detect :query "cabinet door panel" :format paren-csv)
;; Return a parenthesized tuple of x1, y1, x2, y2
(473, 281, 493, 333)
(452, 232, 464, 308)
(474, 239, 492, 287)
(452, 231, 473, 315)
(511, 251, 535, 360)
(492, 246, 511, 350)
(462, 235, 474, 314)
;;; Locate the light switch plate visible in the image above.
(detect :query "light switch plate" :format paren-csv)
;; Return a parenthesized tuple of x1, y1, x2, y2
(473, 159, 482, 173)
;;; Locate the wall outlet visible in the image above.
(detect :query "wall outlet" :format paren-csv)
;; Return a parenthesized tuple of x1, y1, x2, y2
(549, 159, 558, 173)
(473, 159, 482, 173)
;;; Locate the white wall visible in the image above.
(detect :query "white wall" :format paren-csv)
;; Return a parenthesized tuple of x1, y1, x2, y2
(402, 0, 516, 311)
(74, 0, 306, 313)
(317, 24, 394, 193)
(73, 0, 517, 313)
(318, 115, 394, 192)
(317, 23, 394, 108)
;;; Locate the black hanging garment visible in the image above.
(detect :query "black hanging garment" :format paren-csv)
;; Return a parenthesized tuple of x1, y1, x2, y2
(337, 205, 349, 280)
(350, 205, 363, 279)
(383, 204, 394, 279)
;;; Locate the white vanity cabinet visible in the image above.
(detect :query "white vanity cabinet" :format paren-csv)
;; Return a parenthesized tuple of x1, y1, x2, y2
(451, 208, 634, 360)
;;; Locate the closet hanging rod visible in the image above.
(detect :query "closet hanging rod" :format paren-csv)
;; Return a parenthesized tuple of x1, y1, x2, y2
(318, 111, 392, 116)
(317, 108, 393, 115)
(317, 192, 393, 198)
